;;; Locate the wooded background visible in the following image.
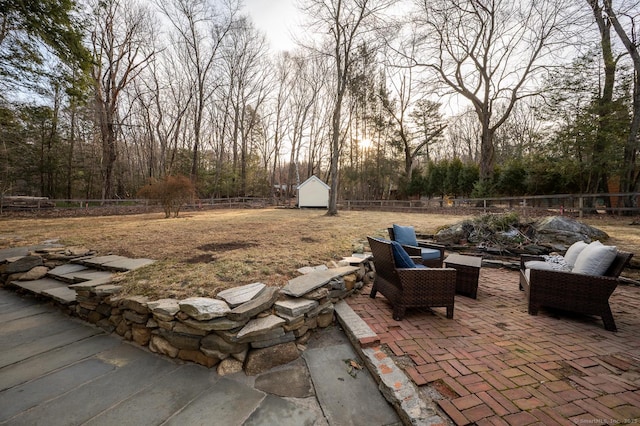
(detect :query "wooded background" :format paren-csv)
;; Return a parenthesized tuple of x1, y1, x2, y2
(1, 0, 639, 213)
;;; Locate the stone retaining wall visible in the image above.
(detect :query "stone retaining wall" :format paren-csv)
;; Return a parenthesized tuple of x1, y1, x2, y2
(1, 247, 375, 376)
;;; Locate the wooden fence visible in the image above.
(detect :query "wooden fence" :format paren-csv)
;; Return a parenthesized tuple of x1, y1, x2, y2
(2, 193, 639, 217)
(341, 193, 640, 217)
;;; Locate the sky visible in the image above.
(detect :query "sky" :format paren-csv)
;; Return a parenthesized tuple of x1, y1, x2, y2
(243, 0, 300, 52)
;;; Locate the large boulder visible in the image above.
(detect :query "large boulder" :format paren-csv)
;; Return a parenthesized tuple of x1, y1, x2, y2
(434, 222, 473, 245)
(534, 216, 608, 250)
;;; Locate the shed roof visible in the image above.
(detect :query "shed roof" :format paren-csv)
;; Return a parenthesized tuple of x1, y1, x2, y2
(297, 175, 330, 190)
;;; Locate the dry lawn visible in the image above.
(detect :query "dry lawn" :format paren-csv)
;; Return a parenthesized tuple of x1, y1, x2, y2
(1, 208, 638, 299)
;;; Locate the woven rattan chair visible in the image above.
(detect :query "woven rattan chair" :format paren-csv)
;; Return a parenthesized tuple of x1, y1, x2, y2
(387, 227, 445, 268)
(367, 236, 457, 320)
(519, 251, 633, 331)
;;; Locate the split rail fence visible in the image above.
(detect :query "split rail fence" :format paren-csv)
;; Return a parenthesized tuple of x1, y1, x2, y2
(2, 193, 639, 217)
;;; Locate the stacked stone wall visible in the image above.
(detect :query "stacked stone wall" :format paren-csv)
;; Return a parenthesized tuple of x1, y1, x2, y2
(1, 247, 375, 375)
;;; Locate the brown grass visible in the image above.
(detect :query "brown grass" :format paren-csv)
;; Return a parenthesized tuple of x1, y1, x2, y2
(2, 208, 638, 299)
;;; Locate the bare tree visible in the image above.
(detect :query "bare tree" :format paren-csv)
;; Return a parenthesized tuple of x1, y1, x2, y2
(581, 0, 621, 205)
(284, 54, 322, 199)
(378, 30, 446, 185)
(447, 108, 481, 162)
(157, 0, 238, 182)
(301, 0, 393, 215)
(492, 100, 546, 161)
(601, 0, 640, 210)
(413, 0, 572, 182)
(220, 16, 270, 196)
(91, 0, 155, 200)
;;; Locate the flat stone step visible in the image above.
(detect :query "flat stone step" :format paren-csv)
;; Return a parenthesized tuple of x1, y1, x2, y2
(0, 247, 30, 262)
(70, 270, 114, 283)
(340, 254, 372, 264)
(49, 268, 111, 284)
(0, 245, 63, 263)
(100, 257, 155, 272)
(76, 255, 129, 267)
(10, 278, 68, 295)
(75, 255, 154, 272)
(280, 266, 359, 297)
(48, 264, 89, 282)
(41, 286, 77, 304)
(68, 276, 113, 290)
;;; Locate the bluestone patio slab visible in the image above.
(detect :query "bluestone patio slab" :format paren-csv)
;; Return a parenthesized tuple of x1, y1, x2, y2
(0, 303, 54, 322)
(7, 345, 180, 426)
(244, 394, 318, 426)
(0, 358, 116, 422)
(0, 312, 79, 348)
(83, 364, 215, 426)
(0, 334, 120, 392)
(0, 324, 102, 368)
(10, 278, 67, 295)
(303, 343, 400, 425)
(164, 377, 265, 426)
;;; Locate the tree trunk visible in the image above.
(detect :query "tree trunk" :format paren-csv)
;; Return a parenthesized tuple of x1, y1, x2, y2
(327, 91, 342, 216)
(602, 0, 640, 213)
(586, 0, 615, 209)
(479, 117, 495, 182)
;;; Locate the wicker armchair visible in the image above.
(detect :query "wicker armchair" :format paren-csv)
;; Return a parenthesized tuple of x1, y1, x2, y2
(519, 251, 633, 331)
(387, 227, 446, 268)
(367, 237, 457, 320)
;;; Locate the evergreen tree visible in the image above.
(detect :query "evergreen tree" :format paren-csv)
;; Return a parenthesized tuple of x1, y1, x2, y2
(0, 0, 90, 95)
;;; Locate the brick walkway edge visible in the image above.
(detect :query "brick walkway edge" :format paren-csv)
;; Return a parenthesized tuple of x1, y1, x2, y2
(346, 268, 640, 426)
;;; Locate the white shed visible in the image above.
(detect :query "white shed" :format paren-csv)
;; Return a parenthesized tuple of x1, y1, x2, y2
(297, 175, 330, 208)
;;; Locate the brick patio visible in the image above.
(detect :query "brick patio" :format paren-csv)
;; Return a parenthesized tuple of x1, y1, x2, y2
(346, 267, 640, 425)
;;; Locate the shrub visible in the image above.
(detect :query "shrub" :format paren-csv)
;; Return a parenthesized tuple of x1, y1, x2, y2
(138, 175, 196, 218)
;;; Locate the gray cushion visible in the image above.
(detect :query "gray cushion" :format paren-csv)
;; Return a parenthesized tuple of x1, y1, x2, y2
(572, 241, 617, 276)
(563, 241, 588, 268)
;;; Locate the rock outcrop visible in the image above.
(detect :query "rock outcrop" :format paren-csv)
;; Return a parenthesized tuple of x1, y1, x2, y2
(435, 214, 609, 255)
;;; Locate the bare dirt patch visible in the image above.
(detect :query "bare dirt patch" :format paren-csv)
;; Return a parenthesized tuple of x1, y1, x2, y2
(1, 208, 637, 299)
(197, 242, 257, 252)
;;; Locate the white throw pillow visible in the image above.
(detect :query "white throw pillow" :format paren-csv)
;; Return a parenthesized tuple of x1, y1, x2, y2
(563, 241, 588, 268)
(572, 241, 618, 276)
(525, 260, 569, 271)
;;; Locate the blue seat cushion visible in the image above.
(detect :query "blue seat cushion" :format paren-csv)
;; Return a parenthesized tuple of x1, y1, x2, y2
(392, 224, 418, 246)
(390, 240, 424, 268)
(421, 248, 441, 260)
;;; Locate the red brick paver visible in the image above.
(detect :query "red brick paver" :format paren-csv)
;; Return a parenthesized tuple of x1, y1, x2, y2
(346, 267, 640, 425)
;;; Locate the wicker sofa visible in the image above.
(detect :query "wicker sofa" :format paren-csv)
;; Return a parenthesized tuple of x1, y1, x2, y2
(519, 249, 633, 331)
(367, 236, 457, 320)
